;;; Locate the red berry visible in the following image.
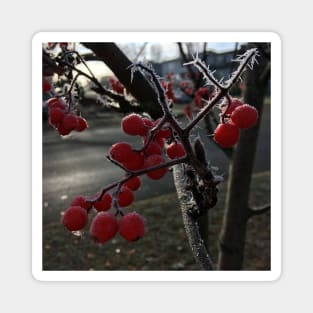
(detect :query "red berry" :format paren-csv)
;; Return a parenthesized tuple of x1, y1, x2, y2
(123, 176, 141, 191)
(118, 212, 145, 242)
(75, 116, 88, 132)
(118, 187, 134, 207)
(71, 196, 92, 211)
(213, 123, 240, 148)
(49, 108, 65, 126)
(62, 206, 88, 231)
(145, 141, 162, 156)
(122, 151, 144, 171)
(47, 98, 66, 110)
(57, 123, 72, 136)
(43, 79, 52, 92)
(142, 118, 154, 129)
(166, 142, 186, 159)
(93, 192, 112, 211)
(62, 113, 78, 130)
(144, 155, 167, 180)
(156, 128, 171, 139)
(109, 142, 133, 163)
(90, 212, 118, 243)
(121, 113, 147, 136)
(230, 104, 258, 129)
(222, 98, 244, 115)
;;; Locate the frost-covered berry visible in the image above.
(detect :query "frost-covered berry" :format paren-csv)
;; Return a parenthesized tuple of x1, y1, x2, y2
(118, 187, 134, 207)
(118, 212, 145, 242)
(71, 195, 92, 211)
(123, 176, 141, 191)
(75, 116, 88, 132)
(222, 98, 244, 115)
(213, 123, 240, 148)
(166, 142, 186, 159)
(121, 113, 147, 136)
(231, 104, 258, 129)
(90, 212, 118, 243)
(62, 206, 88, 231)
(109, 142, 133, 163)
(144, 154, 167, 180)
(93, 192, 112, 212)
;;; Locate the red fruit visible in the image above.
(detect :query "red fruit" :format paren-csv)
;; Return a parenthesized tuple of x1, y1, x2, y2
(153, 135, 165, 148)
(62, 206, 88, 231)
(49, 108, 65, 125)
(122, 151, 144, 171)
(230, 104, 258, 129)
(109, 142, 133, 163)
(144, 154, 167, 180)
(47, 98, 66, 110)
(222, 98, 243, 115)
(75, 116, 88, 132)
(57, 123, 72, 136)
(93, 192, 112, 211)
(166, 142, 186, 159)
(71, 195, 92, 211)
(124, 176, 141, 191)
(213, 123, 240, 148)
(118, 212, 145, 242)
(62, 114, 78, 130)
(121, 113, 147, 136)
(142, 118, 154, 129)
(43, 79, 52, 92)
(156, 128, 171, 139)
(90, 212, 118, 243)
(118, 187, 134, 207)
(145, 141, 162, 156)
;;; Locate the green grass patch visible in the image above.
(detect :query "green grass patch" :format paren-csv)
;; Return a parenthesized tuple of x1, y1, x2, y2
(43, 171, 270, 271)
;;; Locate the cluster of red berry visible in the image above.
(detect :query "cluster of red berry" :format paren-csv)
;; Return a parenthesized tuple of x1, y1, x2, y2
(47, 97, 88, 136)
(111, 113, 186, 178)
(62, 191, 145, 243)
(62, 112, 187, 244)
(213, 98, 258, 148)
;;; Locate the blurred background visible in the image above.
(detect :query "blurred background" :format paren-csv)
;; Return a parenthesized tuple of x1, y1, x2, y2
(42, 42, 270, 271)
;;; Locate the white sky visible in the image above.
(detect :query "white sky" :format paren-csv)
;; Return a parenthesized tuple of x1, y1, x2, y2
(74, 42, 239, 83)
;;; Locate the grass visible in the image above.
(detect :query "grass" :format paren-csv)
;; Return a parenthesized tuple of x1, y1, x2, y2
(43, 171, 270, 271)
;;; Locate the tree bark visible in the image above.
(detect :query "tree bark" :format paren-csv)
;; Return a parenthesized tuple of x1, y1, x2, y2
(218, 43, 270, 270)
(173, 164, 214, 270)
(82, 42, 163, 119)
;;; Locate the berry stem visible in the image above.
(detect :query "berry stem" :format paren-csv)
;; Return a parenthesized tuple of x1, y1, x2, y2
(87, 156, 189, 205)
(183, 48, 258, 135)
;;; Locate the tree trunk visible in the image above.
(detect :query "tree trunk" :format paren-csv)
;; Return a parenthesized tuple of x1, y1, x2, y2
(218, 43, 270, 270)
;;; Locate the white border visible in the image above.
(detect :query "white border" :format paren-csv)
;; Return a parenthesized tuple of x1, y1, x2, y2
(32, 32, 281, 281)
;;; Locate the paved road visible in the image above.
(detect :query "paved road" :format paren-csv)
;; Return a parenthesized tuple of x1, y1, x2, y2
(43, 105, 270, 223)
